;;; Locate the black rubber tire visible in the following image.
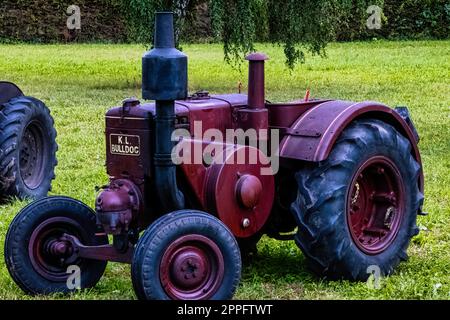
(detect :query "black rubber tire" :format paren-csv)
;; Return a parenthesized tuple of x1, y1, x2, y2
(131, 210, 242, 300)
(4, 196, 108, 295)
(291, 119, 423, 281)
(0, 96, 57, 200)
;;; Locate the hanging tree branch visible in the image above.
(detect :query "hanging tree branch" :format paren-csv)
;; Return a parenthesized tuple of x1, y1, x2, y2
(124, 0, 346, 69)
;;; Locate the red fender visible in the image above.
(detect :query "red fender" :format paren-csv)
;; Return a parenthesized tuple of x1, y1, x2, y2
(279, 100, 424, 191)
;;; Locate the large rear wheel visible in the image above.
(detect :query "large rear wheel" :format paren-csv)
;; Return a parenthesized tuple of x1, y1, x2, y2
(292, 119, 423, 280)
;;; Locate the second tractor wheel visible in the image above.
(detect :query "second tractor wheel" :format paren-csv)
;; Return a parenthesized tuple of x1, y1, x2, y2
(292, 119, 423, 281)
(0, 96, 57, 200)
(131, 210, 242, 300)
(4, 196, 108, 294)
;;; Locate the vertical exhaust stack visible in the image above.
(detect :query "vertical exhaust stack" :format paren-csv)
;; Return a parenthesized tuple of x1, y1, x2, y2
(142, 12, 186, 213)
(236, 53, 269, 145)
(246, 52, 269, 109)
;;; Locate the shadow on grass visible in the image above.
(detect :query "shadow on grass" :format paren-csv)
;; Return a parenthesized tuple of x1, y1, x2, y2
(241, 242, 318, 284)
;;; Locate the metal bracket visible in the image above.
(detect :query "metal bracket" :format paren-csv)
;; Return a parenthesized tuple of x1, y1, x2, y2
(62, 234, 134, 264)
(285, 128, 322, 138)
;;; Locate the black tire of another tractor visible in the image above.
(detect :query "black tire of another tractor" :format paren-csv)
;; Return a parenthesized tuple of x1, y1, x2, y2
(131, 210, 242, 300)
(291, 119, 423, 281)
(4, 196, 108, 295)
(0, 96, 57, 200)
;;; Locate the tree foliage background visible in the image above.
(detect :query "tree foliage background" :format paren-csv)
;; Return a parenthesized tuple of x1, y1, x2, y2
(124, 0, 384, 68)
(1, 0, 448, 67)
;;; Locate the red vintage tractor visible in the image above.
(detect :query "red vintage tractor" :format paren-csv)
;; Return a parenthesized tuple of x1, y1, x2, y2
(0, 82, 57, 200)
(5, 12, 425, 300)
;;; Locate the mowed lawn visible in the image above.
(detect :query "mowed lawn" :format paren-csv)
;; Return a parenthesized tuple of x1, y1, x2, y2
(0, 40, 449, 300)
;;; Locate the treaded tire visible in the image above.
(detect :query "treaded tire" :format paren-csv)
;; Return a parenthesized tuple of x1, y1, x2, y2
(291, 119, 423, 281)
(0, 96, 57, 200)
(131, 210, 242, 300)
(4, 196, 108, 295)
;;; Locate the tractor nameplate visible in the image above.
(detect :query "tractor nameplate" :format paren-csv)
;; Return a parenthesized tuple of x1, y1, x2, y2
(109, 134, 140, 156)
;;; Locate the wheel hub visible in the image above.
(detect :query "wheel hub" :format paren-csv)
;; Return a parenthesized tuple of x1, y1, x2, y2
(170, 248, 208, 288)
(160, 234, 224, 300)
(29, 217, 84, 281)
(19, 121, 45, 189)
(347, 156, 405, 255)
(45, 239, 71, 256)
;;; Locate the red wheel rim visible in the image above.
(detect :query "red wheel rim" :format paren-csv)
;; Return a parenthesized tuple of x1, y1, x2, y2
(160, 234, 224, 300)
(29, 217, 85, 281)
(346, 156, 405, 255)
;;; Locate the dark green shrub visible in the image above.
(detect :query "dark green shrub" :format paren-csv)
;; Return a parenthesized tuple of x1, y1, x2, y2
(382, 0, 449, 39)
(0, 0, 127, 43)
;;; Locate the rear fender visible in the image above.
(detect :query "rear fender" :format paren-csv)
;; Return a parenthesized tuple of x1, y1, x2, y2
(0, 81, 24, 104)
(279, 100, 423, 191)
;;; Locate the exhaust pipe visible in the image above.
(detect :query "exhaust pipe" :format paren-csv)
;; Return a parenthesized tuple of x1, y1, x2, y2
(235, 53, 269, 144)
(246, 52, 269, 109)
(142, 12, 186, 213)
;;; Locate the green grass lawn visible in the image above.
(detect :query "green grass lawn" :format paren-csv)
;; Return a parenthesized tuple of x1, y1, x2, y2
(0, 40, 449, 300)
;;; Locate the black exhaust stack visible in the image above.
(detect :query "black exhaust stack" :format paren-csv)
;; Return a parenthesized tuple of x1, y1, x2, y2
(142, 12, 186, 213)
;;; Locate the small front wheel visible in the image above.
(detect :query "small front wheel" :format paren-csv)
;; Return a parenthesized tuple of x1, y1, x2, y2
(4, 196, 108, 295)
(131, 210, 241, 300)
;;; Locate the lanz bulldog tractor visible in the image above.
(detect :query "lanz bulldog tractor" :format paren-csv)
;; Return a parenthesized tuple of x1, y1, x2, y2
(5, 12, 425, 300)
(0, 82, 57, 200)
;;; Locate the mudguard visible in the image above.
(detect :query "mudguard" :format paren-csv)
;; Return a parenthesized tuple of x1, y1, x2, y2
(0, 81, 23, 104)
(279, 100, 423, 191)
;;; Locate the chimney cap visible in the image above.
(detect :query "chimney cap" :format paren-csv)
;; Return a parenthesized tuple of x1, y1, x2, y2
(245, 52, 269, 61)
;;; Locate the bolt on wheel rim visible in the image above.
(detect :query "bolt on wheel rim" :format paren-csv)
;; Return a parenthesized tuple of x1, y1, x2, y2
(347, 156, 405, 255)
(160, 234, 224, 300)
(20, 121, 46, 189)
